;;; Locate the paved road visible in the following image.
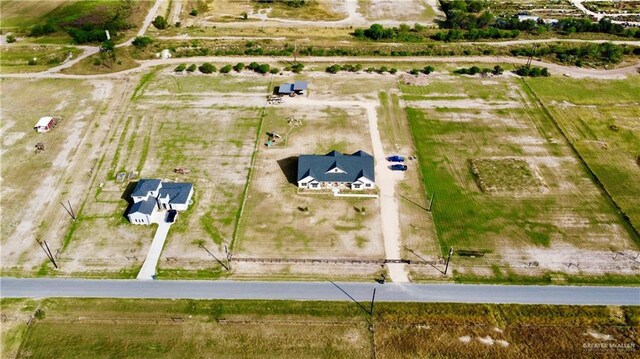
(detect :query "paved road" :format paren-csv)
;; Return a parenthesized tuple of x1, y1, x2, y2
(1, 278, 638, 305)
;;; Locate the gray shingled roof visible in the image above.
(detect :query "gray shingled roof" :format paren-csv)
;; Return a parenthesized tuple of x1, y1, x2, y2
(129, 199, 156, 215)
(297, 150, 374, 183)
(131, 179, 162, 197)
(159, 183, 193, 204)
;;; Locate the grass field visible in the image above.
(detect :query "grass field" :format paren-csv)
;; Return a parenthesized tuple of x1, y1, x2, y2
(403, 75, 638, 278)
(525, 77, 640, 239)
(2, 298, 638, 358)
(0, 45, 81, 73)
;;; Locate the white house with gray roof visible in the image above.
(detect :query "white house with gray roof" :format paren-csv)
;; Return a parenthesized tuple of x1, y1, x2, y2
(297, 150, 375, 191)
(128, 179, 194, 225)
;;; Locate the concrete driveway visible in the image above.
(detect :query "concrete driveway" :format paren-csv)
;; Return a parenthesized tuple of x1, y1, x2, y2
(136, 211, 172, 280)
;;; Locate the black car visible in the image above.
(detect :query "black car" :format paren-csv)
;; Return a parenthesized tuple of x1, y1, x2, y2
(166, 210, 177, 223)
(390, 164, 408, 171)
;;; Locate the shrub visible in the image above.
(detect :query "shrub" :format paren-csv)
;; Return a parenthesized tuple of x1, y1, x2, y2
(423, 65, 435, 74)
(492, 65, 503, 75)
(132, 36, 152, 48)
(152, 16, 168, 30)
(27, 58, 37, 66)
(389, 68, 398, 74)
(326, 64, 342, 74)
(34, 309, 46, 320)
(248, 62, 259, 70)
(174, 64, 186, 72)
(291, 62, 304, 73)
(6, 34, 16, 43)
(269, 67, 280, 74)
(220, 64, 233, 73)
(256, 63, 271, 74)
(190, 9, 199, 16)
(186, 64, 197, 72)
(199, 62, 216, 73)
(233, 62, 245, 72)
(409, 68, 420, 76)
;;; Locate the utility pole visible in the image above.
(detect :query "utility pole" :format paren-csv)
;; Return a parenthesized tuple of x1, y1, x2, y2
(444, 247, 453, 275)
(369, 288, 377, 315)
(36, 238, 58, 269)
(60, 201, 76, 221)
(428, 193, 435, 212)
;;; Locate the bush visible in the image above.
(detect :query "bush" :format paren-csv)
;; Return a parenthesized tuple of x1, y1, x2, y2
(248, 62, 259, 70)
(190, 9, 199, 16)
(199, 62, 216, 73)
(422, 65, 435, 74)
(27, 58, 37, 66)
(269, 67, 280, 74)
(291, 62, 304, 73)
(389, 68, 398, 74)
(326, 64, 342, 74)
(186, 64, 197, 72)
(233, 62, 245, 72)
(409, 68, 420, 76)
(132, 36, 152, 48)
(220, 64, 233, 73)
(30, 23, 56, 37)
(256, 63, 271, 74)
(152, 16, 168, 30)
(492, 65, 503, 75)
(6, 34, 16, 43)
(175, 64, 186, 72)
(34, 309, 46, 320)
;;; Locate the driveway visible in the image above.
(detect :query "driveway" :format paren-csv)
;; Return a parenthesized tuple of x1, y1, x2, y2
(136, 211, 172, 280)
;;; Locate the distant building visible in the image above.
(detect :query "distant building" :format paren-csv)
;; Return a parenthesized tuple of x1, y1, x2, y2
(278, 81, 308, 95)
(297, 150, 375, 191)
(518, 14, 540, 22)
(34, 117, 56, 132)
(128, 179, 194, 225)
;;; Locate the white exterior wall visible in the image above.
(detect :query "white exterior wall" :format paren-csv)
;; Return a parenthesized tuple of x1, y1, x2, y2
(128, 212, 151, 225)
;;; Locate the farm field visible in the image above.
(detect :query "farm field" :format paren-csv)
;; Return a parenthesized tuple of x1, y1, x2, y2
(525, 77, 640, 238)
(403, 74, 639, 280)
(2, 297, 638, 358)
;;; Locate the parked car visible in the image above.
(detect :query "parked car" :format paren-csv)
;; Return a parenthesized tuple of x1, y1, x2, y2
(166, 210, 177, 223)
(387, 155, 405, 162)
(390, 164, 408, 171)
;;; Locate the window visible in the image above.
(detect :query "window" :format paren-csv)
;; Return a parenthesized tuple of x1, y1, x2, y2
(301, 183, 307, 187)
(311, 183, 318, 188)
(353, 184, 360, 189)
(366, 183, 371, 188)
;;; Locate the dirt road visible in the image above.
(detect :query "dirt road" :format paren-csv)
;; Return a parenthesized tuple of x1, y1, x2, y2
(4, 54, 638, 80)
(569, 0, 640, 26)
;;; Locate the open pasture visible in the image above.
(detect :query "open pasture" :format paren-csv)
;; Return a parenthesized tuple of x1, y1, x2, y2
(404, 75, 638, 277)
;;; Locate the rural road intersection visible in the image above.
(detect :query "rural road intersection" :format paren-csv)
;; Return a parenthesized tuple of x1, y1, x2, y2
(1, 278, 638, 305)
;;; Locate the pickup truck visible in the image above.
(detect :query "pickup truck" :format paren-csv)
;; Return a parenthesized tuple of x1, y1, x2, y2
(387, 155, 405, 162)
(390, 164, 408, 171)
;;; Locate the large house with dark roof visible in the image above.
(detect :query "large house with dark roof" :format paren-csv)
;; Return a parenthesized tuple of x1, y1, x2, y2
(128, 179, 194, 225)
(297, 150, 375, 191)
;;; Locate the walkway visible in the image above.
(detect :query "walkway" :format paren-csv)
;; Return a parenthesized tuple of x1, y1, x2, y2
(136, 211, 172, 280)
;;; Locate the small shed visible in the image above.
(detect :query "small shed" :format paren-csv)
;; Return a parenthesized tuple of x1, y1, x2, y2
(277, 81, 308, 95)
(34, 117, 55, 133)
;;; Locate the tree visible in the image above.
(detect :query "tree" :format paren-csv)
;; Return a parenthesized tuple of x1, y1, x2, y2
(365, 24, 385, 40)
(269, 67, 279, 74)
(492, 65, 503, 75)
(233, 62, 245, 72)
(186, 64, 197, 72)
(291, 63, 304, 73)
(6, 34, 16, 43)
(326, 64, 341, 74)
(132, 36, 152, 48)
(175, 64, 186, 72)
(389, 68, 398, 74)
(248, 62, 259, 70)
(220, 64, 233, 73)
(99, 39, 116, 68)
(152, 16, 168, 30)
(256, 63, 270, 74)
(199, 62, 216, 73)
(190, 8, 199, 16)
(423, 65, 435, 74)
